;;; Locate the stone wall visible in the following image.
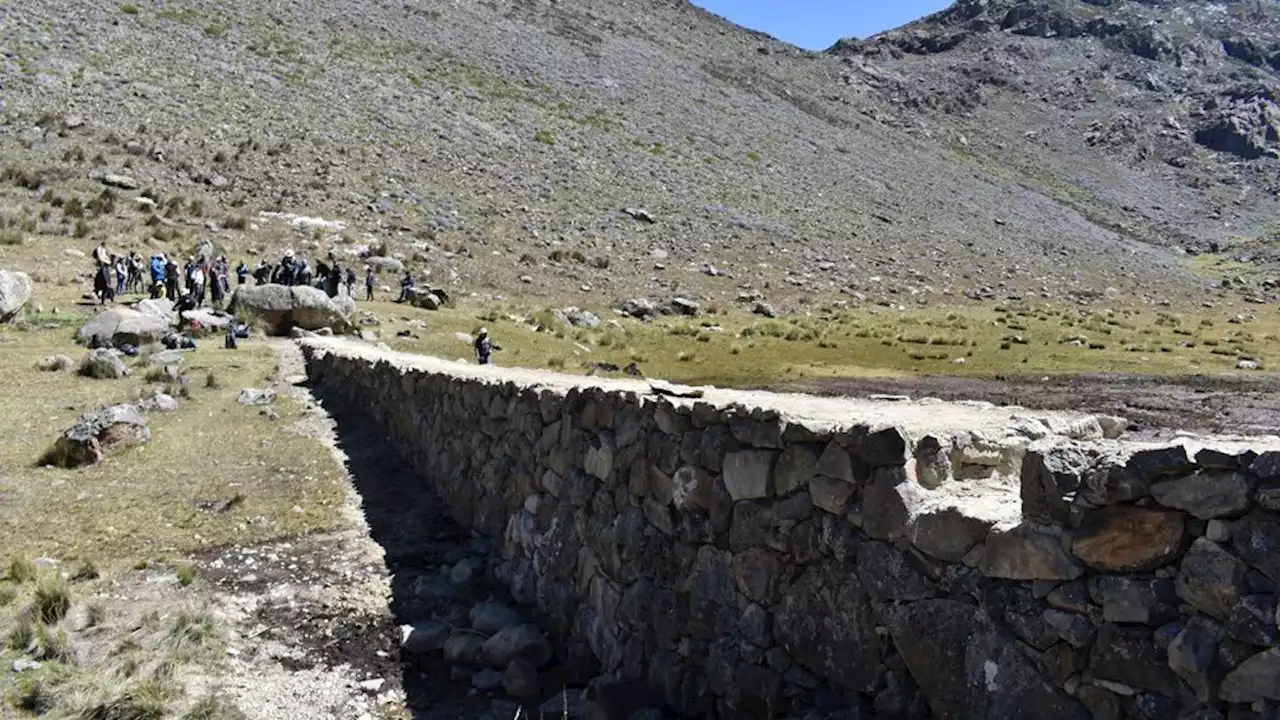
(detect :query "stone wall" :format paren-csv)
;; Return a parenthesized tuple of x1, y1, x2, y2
(301, 338, 1280, 720)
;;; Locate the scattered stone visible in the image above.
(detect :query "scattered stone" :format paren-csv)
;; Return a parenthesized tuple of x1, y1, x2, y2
(449, 558, 483, 586)
(502, 658, 541, 699)
(471, 669, 504, 692)
(1177, 538, 1247, 620)
(669, 297, 700, 316)
(1150, 471, 1252, 519)
(80, 348, 128, 379)
(35, 354, 74, 372)
(136, 392, 179, 413)
(101, 173, 139, 190)
(148, 350, 186, 368)
(0, 270, 33, 322)
(478, 624, 552, 668)
(1071, 506, 1184, 572)
(356, 678, 385, 693)
(11, 659, 41, 673)
(622, 207, 655, 223)
(400, 621, 450, 654)
(619, 298, 655, 320)
(237, 388, 276, 406)
(443, 633, 485, 666)
(49, 404, 150, 467)
(1237, 360, 1261, 370)
(470, 602, 521, 634)
(752, 301, 777, 318)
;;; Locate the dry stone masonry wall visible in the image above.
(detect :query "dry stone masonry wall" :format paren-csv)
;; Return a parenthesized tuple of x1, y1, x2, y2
(301, 338, 1280, 720)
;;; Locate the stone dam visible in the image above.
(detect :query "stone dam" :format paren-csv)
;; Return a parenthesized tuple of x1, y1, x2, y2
(301, 337, 1280, 720)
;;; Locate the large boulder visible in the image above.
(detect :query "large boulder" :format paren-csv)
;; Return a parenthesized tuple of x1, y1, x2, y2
(0, 270, 33, 322)
(45, 404, 150, 467)
(366, 256, 404, 274)
(76, 308, 172, 347)
(229, 284, 354, 334)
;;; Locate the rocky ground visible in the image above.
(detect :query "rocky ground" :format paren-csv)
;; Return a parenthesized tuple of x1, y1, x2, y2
(802, 372, 1280, 440)
(0, 0, 1277, 319)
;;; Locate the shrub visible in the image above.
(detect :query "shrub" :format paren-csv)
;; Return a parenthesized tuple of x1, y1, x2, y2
(534, 129, 555, 145)
(120, 3, 139, 14)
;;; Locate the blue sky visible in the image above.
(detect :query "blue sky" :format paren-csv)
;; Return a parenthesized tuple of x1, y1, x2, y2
(692, 1, 955, 50)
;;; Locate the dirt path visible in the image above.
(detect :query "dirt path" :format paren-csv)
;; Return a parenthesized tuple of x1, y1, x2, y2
(198, 339, 542, 720)
(795, 373, 1280, 439)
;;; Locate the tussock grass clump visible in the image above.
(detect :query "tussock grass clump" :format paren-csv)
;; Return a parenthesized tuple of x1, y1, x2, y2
(184, 693, 248, 720)
(7, 556, 39, 583)
(33, 571, 72, 624)
(176, 563, 198, 587)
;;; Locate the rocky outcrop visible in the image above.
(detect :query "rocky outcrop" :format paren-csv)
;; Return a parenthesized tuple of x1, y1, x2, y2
(229, 284, 355, 334)
(45, 404, 150, 467)
(302, 338, 1280, 719)
(0, 270, 32, 322)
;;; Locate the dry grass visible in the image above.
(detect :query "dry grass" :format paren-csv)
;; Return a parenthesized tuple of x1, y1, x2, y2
(370, 298, 1280, 388)
(0, 316, 346, 563)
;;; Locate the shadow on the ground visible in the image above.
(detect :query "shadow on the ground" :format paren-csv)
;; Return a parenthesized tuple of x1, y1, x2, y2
(313, 385, 524, 720)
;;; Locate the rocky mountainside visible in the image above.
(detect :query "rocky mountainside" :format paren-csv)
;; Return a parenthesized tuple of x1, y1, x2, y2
(836, 0, 1280, 262)
(0, 0, 1276, 311)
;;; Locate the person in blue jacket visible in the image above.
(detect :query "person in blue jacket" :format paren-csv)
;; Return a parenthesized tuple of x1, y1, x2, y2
(149, 253, 167, 299)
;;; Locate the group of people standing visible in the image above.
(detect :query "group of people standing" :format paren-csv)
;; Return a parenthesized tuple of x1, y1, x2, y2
(91, 243, 387, 307)
(145, 252, 235, 308)
(249, 250, 377, 301)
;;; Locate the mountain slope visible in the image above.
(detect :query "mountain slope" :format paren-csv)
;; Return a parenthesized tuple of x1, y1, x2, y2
(835, 0, 1280, 265)
(0, 0, 1272, 311)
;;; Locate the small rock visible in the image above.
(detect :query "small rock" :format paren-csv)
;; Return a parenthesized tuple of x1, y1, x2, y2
(237, 388, 276, 406)
(470, 602, 521, 634)
(502, 658, 541, 699)
(80, 348, 128, 379)
(101, 173, 139, 190)
(1237, 360, 1261, 370)
(11, 659, 41, 673)
(450, 558, 483, 586)
(36, 354, 75, 372)
(478, 624, 552, 668)
(400, 621, 450, 654)
(357, 678, 385, 693)
(471, 669, 504, 692)
(443, 633, 486, 666)
(670, 297, 700, 316)
(752, 301, 777, 318)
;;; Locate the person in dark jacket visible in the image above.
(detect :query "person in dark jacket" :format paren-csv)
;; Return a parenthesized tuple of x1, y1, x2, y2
(397, 271, 414, 303)
(364, 266, 376, 301)
(164, 256, 180, 301)
(236, 261, 250, 286)
(474, 328, 493, 365)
